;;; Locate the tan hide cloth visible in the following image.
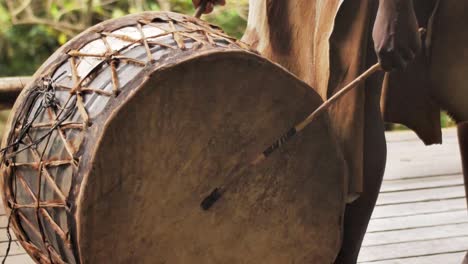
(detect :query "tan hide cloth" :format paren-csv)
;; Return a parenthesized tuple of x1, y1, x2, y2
(243, 0, 377, 199)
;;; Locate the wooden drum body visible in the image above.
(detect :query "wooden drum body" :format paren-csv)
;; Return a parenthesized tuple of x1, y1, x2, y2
(0, 12, 346, 264)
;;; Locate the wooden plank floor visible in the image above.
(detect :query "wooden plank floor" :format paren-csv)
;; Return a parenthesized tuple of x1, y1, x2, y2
(358, 128, 468, 264)
(0, 129, 466, 263)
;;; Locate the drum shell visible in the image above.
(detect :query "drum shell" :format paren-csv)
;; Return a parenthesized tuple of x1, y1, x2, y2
(0, 11, 347, 264)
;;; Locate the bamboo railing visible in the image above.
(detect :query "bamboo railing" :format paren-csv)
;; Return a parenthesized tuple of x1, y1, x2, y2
(0, 76, 30, 110)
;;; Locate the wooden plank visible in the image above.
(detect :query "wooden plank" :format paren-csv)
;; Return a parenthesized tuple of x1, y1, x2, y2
(385, 128, 458, 143)
(358, 251, 466, 264)
(385, 130, 426, 143)
(361, 128, 467, 263)
(376, 185, 466, 206)
(367, 210, 468, 233)
(0, 254, 34, 264)
(0, 241, 28, 257)
(0, 204, 5, 216)
(0, 187, 31, 263)
(0, 229, 18, 243)
(363, 222, 468, 246)
(372, 198, 467, 219)
(0, 215, 9, 228)
(358, 236, 468, 262)
(384, 157, 462, 180)
(386, 140, 459, 156)
(385, 148, 460, 163)
(0, 77, 30, 109)
(384, 129, 462, 180)
(441, 128, 458, 139)
(0, 77, 31, 91)
(385, 137, 458, 154)
(380, 174, 464, 192)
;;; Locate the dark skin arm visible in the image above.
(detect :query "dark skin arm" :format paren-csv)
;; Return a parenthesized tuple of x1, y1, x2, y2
(192, 0, 225, 14)
(373, 0, 421, 71)
(193, 0, 421, 72)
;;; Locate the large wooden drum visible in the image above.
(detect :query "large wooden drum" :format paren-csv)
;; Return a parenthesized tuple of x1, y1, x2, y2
(0, 12, 346, 264)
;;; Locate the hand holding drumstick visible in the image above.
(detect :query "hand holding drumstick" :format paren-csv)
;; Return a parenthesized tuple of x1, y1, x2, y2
(192, 0, 226, 16)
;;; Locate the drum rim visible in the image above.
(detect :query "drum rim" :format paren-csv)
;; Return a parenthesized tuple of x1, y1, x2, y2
(0, 11, 255, 263)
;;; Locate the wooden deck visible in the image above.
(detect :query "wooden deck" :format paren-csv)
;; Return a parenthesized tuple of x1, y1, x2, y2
(358, 128, 468, 264)
(0, 129, 466, 263)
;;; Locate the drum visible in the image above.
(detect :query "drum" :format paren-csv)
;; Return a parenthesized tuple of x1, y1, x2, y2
(0, 11, 346, 264)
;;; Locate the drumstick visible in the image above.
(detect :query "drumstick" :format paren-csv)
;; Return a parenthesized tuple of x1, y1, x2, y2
(194, 0, 210, 18)
(201, 62, 382, 210)
(250, 29, 424, 163)
(252, 63, 382, 165)
(201, 28, 427, 210)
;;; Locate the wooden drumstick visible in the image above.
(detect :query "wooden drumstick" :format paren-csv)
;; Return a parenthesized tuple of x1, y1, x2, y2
(203, 29, 427, 210)
(194, 0, 210, 18)
(201, 62, 383, 210)
(250, 28, 425, 165)
(251, 63, 382, 165)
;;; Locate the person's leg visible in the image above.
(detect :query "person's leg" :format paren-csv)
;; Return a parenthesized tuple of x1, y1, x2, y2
(457, 122, 468, 264)
(457, 121, 468, 208)
(335, 72, 386, 264)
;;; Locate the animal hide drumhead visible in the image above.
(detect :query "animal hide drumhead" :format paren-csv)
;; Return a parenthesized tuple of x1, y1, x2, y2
(0, 12, 346, 264)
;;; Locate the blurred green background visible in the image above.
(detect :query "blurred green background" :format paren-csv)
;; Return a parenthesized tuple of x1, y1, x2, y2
(0, 0, 248, 77)
(0, 0, 455, 132)
(0, 0, 250, 134)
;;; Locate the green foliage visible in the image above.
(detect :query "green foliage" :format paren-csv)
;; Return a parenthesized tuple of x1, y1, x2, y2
(0, 0, 248, 77)
(207, 9, 247, 39)
(0, 24, 60, 76)
(441, 112, 456, 128)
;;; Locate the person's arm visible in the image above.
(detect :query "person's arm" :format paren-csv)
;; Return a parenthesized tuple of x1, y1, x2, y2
(192, 0, 226, 15)
(373, 0, 421, 71)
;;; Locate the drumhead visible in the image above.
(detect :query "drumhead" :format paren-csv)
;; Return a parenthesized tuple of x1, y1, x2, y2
(78, 51, 346, 263)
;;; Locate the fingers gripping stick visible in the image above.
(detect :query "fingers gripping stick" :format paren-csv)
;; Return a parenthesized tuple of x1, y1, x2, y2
(194, 0, 210, 18)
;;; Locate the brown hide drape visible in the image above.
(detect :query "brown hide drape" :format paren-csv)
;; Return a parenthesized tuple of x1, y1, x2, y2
(243, 0, 377, 199)
(327, 1, 377, 199)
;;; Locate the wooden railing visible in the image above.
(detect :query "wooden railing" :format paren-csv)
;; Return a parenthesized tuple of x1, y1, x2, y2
(0, 76, 31, 110)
